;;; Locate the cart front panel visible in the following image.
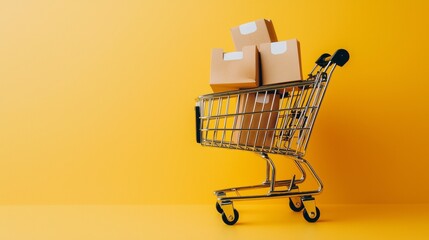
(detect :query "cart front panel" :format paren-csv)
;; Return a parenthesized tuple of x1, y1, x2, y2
(196, 79, 327, 156)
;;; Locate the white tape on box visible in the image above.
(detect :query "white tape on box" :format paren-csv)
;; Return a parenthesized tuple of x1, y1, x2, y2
(239, 21, 257, 35)
(223, 51, 243, 61)
(271, 41, 288, 55)
(256, 94, 270, 104)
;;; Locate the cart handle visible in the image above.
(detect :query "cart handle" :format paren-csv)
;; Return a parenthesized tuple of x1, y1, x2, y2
(315, 53, 331, 67)
(331, 49, 349, 67)
(195, 106, 201, 143)
(315, 49, 350, 68)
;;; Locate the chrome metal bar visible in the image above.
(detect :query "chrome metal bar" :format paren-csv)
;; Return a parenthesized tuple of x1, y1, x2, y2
(296, 66, 329, 153)
(286, 85, 308, 151)
(217, 190, 322, 202)
(205, 98, 213, 144)
(198, 81, 316, 100)
(308, 64, 318, 76)
(267, 89, 282, 151)
(199, 106, 318, 120)
(236, 93, 250, 147)
(220, 95, 230, 144)
(244, 92, 258, 148)
(294, 158, 307, 182)
(296, 157, 324, 193)
(260, 153, 276, 192)
(216, 163, 321, 202)
(262, 153, 271, 184)
(213, 155, 313, 197)
(278, 86, 295, 149)
(228, 93, 240, 148)
(200, 127, 310, 131)
(259, 91, 275, 149)
(214, 183, 270, 194)
(251, 91, 266, 148)
(212, 97, 222, 141)
(302, 64, 337, 151)
(214, 178, 304, 195)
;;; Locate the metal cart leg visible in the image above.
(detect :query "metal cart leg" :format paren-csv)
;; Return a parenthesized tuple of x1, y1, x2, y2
(213, 153, 309, 196)
(296, 157, 324, 194)
(214, 154, 324, 224)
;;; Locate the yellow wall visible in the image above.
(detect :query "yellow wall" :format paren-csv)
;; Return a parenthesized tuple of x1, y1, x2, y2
(0, 0, 428, 204)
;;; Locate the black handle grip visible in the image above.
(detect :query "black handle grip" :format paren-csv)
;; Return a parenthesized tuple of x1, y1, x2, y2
(331, 49, 349, 67)
(315, 53, 331, 67)
(195, 106, 201, 143)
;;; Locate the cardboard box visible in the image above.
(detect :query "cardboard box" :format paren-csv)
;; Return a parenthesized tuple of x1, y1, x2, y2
(231, 19, 277, 51)
(259, 39, 303, 85)
(210, 45, 260, 93)
(232, 92, 279, 147)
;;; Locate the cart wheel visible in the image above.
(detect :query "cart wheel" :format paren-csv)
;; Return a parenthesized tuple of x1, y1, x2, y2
(221, 209, 239, 226)
(216, 202, 223, 214)
(289, 198, 304, 212)
(303, 207, 320, 223)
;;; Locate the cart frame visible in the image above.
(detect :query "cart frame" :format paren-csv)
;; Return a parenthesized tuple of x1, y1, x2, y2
(195, 49, 349, 225)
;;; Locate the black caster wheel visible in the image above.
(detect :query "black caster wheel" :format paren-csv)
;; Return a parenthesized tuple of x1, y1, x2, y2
(289, 198, 304, 212)
(303, 207, 320, 223)
(221, 209, 239, 226)
(216, 202, 223, 214)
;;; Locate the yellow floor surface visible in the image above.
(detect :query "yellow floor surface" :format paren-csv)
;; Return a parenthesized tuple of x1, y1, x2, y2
(0, 204, 428, 240)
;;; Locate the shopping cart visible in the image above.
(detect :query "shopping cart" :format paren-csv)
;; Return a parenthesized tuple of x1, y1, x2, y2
(195, 49, 349, 225)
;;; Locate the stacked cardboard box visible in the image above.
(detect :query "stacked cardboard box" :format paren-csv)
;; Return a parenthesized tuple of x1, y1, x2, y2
(210, 45, 259, 93)
(259, 39, 302, 85)
(209, 19, 303, 147)
(232, 92, 280, 147)
(210, 19, 303, 92)
(230, 19, 277, 51)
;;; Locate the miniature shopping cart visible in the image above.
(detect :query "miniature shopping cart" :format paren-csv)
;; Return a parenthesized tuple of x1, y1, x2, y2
(195, 49, 349, 225)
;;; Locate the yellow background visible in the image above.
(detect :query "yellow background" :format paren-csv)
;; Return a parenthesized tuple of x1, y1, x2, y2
(0, 0, 428, 205)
